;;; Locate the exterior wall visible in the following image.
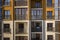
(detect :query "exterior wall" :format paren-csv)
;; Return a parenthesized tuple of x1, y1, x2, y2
(2, 0, 13, 20)
(45, 20, 55, 40)
(2, 21, 13, 40)
(14, 20, 30, 40)
(1, 0, 60, 40)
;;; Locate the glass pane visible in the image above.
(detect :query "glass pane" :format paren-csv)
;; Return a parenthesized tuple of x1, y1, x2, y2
(5, 10, 10, 15)
(47, 11, 52, 16)
(47, 0, 52, 7)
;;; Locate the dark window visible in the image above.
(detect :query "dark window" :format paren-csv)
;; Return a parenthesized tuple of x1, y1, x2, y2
(16, 23, 24, 33)
(58, 0, 60, 7)
(0, 36, 2, 40)
(4, 24, 10, 33)
(4, 38, 10, 40)
(35, 2, 41, 8)
(47, 0, 52, 7)
(4, 0, 10, 6)
(0, 22, 2, 34)
(0, 0, 2, 6)
(31, 34, 42, 40)
(4, 10, 10, 19)
(31, 22, 42, 32)
(47, 35, 53, 40)
(0, 8, 2, 20)
(58, 8, 60, 19)
(47, 23, 53, 31)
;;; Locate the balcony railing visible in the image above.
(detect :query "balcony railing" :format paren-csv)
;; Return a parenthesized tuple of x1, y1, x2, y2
(15, 1, 27, 6)
(4, 28, 11, 33)
(16, 29, 24, 34)
(47, 16, 55, 19)
(31, 15, 42, 20)
(47, 27, 55, 32)
(15, 15, 26, 20)
(31, 27, 42, 32)
(3, 15, 11, 20)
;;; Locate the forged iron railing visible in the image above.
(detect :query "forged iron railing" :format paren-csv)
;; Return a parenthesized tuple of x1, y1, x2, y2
(15, 15, 26, 20)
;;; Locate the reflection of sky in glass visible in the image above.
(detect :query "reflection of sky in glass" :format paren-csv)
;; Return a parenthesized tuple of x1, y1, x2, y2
(55, 0, 58, 7)
(55, 0, 58, 19)
(5, 10, 10, 15)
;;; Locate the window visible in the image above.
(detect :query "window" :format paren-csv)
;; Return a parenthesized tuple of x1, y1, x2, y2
(0, 22, 2, 34)
(15, 8, 27, 20)
(47, 0, 52, 7)
(4, 38, 10, 40)
(0, 8, 2, 20)
(58, 0, 60, 7)
(47, 35, 53, 40)
(31, 9, 42, 20)
(47, 23, 53, 31)
(47, 11, 52, 19)
(4, 10, 10, 19)
(55, 21, 60, 32)
(35, 2, 40, 8)
(0, 36, 2, 40)
(0, 0, 2, 6)
(4, 24, 10, 33)
(31, 22, 42, 32)
(4, 0, 10, 6)
(58, 8, 60, 19)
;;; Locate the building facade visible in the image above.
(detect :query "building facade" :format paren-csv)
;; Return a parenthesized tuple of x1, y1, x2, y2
(0, 0, 60, 40)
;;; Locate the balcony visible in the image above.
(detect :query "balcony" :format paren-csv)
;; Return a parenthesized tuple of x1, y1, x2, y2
(15, 1, 27, 6)
(15, 15, 26, 20)
(16, 23, 27, 34)
(31, 22, 42, 32)
(31, 8, 43, 20)
(3, 15, 11, 20)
